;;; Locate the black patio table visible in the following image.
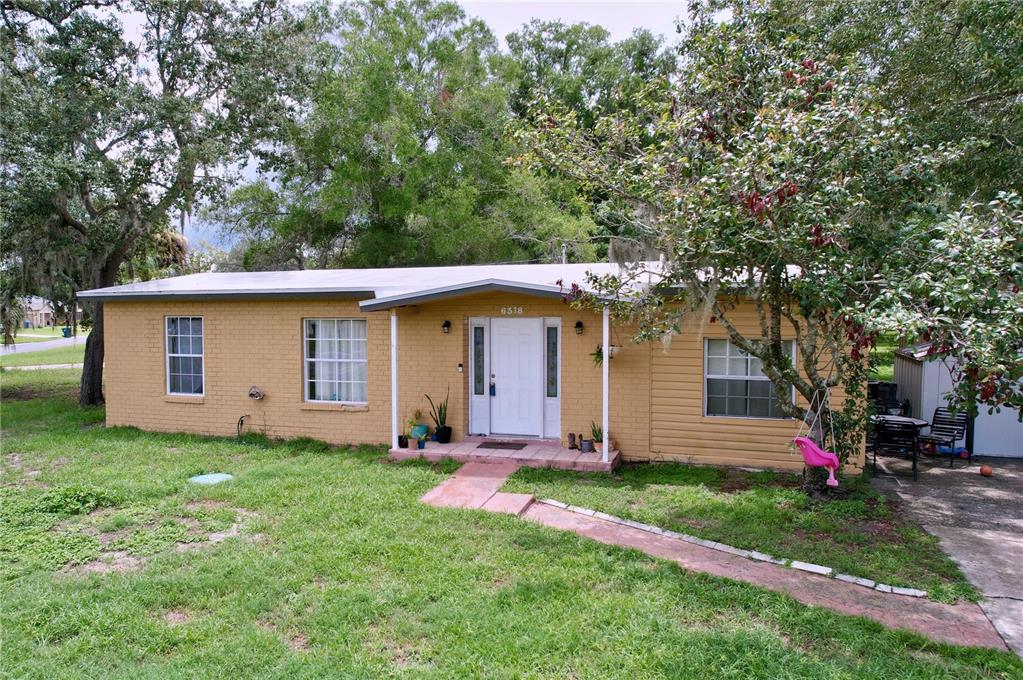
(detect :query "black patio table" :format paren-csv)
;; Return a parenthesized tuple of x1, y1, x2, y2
(871, 415, 929, 429)
(870, 415, 930, 480)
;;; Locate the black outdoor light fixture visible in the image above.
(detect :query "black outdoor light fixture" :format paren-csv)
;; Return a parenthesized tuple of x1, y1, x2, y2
(574, 320, 584, 335)
(441, 320, 452, 334)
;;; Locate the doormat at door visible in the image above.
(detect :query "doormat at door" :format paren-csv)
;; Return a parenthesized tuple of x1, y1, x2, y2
(477, 442, 527, 451)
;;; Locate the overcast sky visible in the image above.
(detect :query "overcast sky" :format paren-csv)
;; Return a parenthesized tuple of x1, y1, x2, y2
(460, 1, 688, 45)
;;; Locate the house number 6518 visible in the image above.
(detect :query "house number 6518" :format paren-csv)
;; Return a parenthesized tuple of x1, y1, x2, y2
(500, 306, 524, 315)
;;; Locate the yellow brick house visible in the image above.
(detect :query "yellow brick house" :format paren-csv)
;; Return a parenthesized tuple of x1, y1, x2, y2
(79, 262, 856, 471)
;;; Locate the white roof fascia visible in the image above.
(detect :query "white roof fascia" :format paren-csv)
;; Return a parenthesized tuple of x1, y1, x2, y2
(76, 287, 377, 301)
(358, 279, 576, 311)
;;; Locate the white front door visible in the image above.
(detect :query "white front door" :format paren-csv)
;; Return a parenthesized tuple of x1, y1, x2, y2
(489, 317, 544, 436)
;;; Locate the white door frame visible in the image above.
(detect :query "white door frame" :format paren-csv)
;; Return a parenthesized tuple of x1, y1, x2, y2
(468, 316, 560, 438)
(468, 317, 491, 435)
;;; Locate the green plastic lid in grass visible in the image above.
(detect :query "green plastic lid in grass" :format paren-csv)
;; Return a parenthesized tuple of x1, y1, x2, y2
(188, 473, 234, 485)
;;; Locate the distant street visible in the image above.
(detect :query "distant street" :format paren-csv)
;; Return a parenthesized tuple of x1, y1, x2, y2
(1, 335, 88, 355)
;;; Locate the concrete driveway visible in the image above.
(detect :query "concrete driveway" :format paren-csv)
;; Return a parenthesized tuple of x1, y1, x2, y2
(872, 455, 1023, 656)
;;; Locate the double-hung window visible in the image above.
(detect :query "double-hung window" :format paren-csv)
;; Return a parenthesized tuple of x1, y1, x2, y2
(705, 338, 794, 418)
(304, 319, 368, 403)
(166, 316, 204, 395)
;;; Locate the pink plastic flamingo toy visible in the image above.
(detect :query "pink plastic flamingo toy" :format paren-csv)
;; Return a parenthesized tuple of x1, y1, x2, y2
(792, 436, 840, 487)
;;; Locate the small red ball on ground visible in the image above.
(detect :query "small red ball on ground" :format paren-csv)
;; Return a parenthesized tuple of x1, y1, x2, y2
(979, 465, 993, 477)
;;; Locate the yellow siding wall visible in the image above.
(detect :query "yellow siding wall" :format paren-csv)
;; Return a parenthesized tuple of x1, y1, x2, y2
(103, 294, 860, 471)
(647, 306, 863, 471)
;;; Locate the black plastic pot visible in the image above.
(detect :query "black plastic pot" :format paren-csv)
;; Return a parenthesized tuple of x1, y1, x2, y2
(580, 439, 595, 453)
(435, 426, 453, 444)
(397, 435, 409, 449)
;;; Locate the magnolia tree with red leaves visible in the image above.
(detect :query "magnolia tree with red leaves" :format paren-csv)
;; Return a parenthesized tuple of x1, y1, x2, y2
(516, 3, 983, 492)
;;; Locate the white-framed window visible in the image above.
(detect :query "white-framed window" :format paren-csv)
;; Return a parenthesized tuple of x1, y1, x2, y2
(544, 322, 560, 399)
(304, 319, 368, 403)
(704, 338, 794, 419)
(472, 325, 486, 396)
(166, 316, 204, 396)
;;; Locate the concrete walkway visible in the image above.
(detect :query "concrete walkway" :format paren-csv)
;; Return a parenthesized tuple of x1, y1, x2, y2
(421, 460, 1007, 651)
(3, 363, 83, 371)
(421, 461, 534, 514)
(873, 456, 1023, 656)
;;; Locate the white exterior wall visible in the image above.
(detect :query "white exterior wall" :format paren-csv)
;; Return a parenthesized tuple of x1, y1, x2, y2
(916, 357, 1023, 458)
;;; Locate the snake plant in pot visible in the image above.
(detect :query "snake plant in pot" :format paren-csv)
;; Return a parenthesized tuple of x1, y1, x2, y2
(426, 388, 452, 444)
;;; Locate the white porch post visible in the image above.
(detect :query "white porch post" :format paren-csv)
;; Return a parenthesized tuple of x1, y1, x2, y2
(602, 304, 610, 464)
(390, 310, 399, 450)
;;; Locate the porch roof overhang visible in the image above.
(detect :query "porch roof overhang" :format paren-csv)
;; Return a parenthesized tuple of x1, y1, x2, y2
(358, 278, 582, 311)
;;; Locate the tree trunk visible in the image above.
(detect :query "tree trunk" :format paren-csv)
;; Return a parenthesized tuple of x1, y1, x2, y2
(79, 252, 125, 406)
(79, 301, 105, 406)
(801, 465, 830, 498)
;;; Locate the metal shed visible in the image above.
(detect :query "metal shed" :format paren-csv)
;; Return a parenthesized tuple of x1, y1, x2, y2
(894, 344, 1022, 458)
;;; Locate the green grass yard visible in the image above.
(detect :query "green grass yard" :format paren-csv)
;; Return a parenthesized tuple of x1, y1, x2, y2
(503, 465, 976, 603)
(1, 370, 1019, 678)
(870, 333, 898, 382)
(11, 327, 88, 344)
(0, 343, 86, 367)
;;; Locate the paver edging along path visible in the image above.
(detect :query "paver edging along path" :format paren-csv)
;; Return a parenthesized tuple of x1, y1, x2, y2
(417, 459, 1005, 650)
(540, 499, 928, 598)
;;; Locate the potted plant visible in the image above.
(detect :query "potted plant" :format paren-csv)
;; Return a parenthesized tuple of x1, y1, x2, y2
(426, 388, 452, 444)
(591, 345, 621, 365)
(591, 421, 604, 454)
(398, 433, 409, 449)
(409, 408, 429, 442)
(415, 433, 427, 450)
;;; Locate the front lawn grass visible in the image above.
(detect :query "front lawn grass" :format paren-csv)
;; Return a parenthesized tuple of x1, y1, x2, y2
(0, 343, 86, 367)
(503, 464, 977, 603)
(10, 334, 54, 344)
(0, 367, 83, 400)
(2, 371, 1018, 678)
(870, 332, 898, 382)
(11, 327, 88, 343)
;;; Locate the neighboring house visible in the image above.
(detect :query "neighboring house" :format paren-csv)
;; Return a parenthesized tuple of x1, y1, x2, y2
(23, 296, 54, 328)
(21, 296, 84, 328)
(895, 344, 1022, 457)
(79, 262, 862, 471)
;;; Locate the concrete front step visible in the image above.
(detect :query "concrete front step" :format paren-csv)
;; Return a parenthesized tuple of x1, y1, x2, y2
(389, 447, 619, 472)
(481, 492, 535, 516)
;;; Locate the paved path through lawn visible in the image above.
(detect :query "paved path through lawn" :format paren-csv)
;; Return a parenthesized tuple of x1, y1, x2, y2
(421, 461, 1007, 651)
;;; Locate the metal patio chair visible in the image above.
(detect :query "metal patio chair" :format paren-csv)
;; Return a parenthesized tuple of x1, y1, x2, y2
(919, 407, 969, 468)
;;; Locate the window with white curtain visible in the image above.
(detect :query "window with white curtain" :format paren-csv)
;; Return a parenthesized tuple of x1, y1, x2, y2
(704, 338, 794, 418)
(304, 319, 368, 403)
(166, 316, 204, 395)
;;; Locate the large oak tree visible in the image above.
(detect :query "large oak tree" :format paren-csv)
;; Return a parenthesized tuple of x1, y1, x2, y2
(1, 0, 311, 404)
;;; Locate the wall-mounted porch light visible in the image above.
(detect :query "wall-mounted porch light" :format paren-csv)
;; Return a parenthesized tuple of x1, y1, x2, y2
(574, 320, 584, 335)
(441, 320, 452, 334)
